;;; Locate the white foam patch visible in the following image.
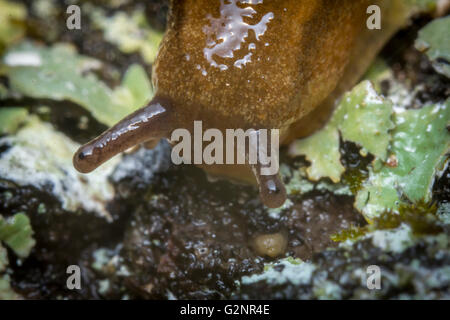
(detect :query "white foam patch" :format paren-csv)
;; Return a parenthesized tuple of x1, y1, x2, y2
(370, 224, 415, 253)
(0, 118, 119, 221)
(242, 259, 315, 286)
(364, 81, 384, 105)
(4, 52, 42, 67)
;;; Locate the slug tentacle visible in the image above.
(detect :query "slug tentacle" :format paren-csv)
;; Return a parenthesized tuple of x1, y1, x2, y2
(247, 129, 287, 208)
(252, 167, 287, 209)
(73, 96, 173, 173)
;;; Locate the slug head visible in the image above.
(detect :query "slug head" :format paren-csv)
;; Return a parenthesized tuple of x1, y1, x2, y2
(74, 0, 375, 208)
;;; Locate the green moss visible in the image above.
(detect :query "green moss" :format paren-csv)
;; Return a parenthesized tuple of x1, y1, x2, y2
(332, 201, 443, 242)
(331, 225, 366, 242)
(339, 142, 374, 195)
(374, 201, 442, 235)
(341, 169, 369, 195)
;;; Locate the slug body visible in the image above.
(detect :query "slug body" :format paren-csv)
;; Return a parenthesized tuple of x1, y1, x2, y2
(74, 0, 407, 208)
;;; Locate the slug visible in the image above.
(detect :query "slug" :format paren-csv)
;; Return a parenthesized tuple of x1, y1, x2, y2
(73, 0, 409, 208)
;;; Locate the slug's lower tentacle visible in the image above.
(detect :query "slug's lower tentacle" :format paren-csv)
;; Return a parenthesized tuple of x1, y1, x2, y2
(247, 129, 287, 208)
(73, 96, 173, 173)
(252, 165, 287, 209)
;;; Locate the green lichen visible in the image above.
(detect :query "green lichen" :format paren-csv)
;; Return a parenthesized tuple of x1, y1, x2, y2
(280, 163, 351, 198)
(415, 16, 450, 78)
(0, 116, 119, 220)
(0, 212, 34, 299)
(362, 58, 392, 92)
(89, 7, 163, 64)
(0, 275, 21, 300)
(32, 0, 58, 20)
(0, 213, 35, 259)
(0, 107, 29, 135)
(1, 41, 153, 127)
(336, 83, 395, 161)
(313, 280, 342, 300)
(242, 258, 314, 287)
(289, 81, 394, 183)
(0, 0, 26, 54)
(111, 64, 153, 115)
(0, 244, 7, 272)
(356, 101, 450, 221)
(289, 126, 343, 183)
(290, 3, 449, 224)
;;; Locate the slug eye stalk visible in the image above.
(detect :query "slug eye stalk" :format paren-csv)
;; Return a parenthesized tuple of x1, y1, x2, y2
(73, 96, 173, 174)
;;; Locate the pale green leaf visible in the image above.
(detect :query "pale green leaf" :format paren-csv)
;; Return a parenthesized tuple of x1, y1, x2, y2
(415, 16, 450, 78)
(335, 81, 395, 160)
(0, 107, 28, 135)
(289, 81, 393, 182)
(90, 9, 163, 64)
(289, 126, 343, 183)
(0, 275, 21, 300)
(356, 101, 450, 221)
(0, 213, 35, 259)
(2, 42, 153, 126)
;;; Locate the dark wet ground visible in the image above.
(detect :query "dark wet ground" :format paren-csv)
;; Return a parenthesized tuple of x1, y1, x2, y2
(0, 139, 367, 299)
(235, 237, 450, 299)
(112, 142, 366, 299)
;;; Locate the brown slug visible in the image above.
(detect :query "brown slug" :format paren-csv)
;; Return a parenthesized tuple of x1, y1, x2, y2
(73, 0, 410, 208)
